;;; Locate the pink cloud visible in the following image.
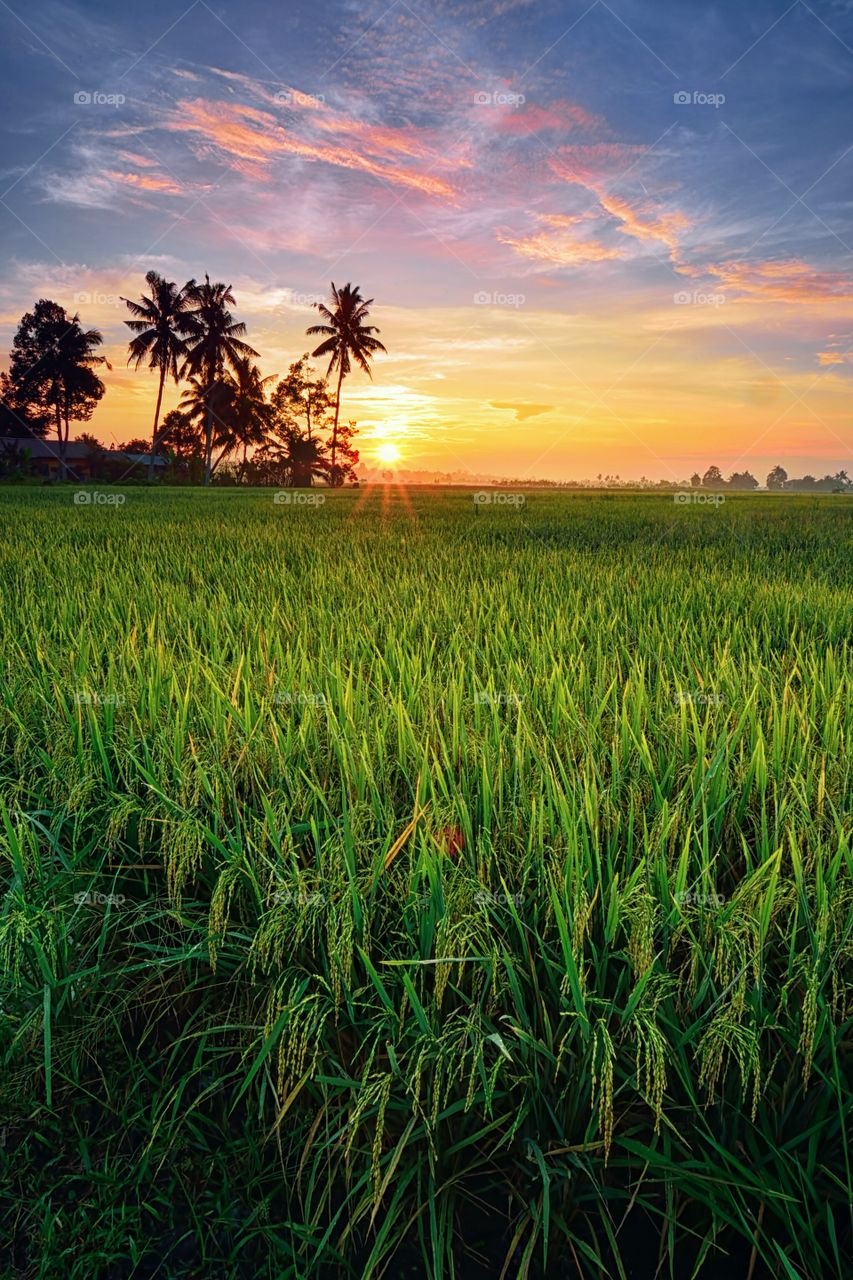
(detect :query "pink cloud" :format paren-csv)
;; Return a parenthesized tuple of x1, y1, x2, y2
(494, 101, 606, 136)
(703, 259, 853, 304)
(162, 98, 458, 199)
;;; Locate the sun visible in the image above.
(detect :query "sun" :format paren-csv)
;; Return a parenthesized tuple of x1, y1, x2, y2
(376, 442, 401, 465)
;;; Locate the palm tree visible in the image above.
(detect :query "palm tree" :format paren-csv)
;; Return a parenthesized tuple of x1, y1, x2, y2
(121, 272, 195, 481)
(287, 434, 329, 488)
(307, 283, 386, 485)
(227, 356, 276, 482)
(179, 375, 234, 478)
(182, 276, 258, 485)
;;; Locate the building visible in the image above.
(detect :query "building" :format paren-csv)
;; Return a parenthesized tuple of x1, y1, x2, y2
(0, 438, 166, 479)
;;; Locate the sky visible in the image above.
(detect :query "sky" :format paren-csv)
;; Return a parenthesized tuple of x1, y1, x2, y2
(0, 0, 851, 481)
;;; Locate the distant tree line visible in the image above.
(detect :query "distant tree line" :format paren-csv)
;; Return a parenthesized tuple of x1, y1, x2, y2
(689, 465, 850, 493)
(0, 277, 385, 487)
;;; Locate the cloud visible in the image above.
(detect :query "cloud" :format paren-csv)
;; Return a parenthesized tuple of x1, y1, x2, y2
(499, 214, 624, 265)
(492, 101, 606, 137)
(702, 259, 853, 305)
(162, 96, 459, 199)
(104, 169, 184, 195)
(549, 147, 689, 260)
(491, 401, 553, 420)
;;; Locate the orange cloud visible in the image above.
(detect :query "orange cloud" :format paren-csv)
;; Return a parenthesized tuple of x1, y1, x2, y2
(595, 191, 689, 253)
(499, 214, 623, 265)
(105, 170, 184, 195)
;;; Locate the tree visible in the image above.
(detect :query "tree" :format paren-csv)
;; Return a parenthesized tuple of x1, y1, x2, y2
(307, 283, 386, 485)
(727, 470, 759, 490)
(281, 433, 329, 488)
(702, 465, 725, 488)
(157, 408, 204, 483)
(5, 300, 108, 479)
(0, 371, 50, 438)
(690, 472, 701, 488)
(159, 409, 204, 461)
(271, 357, 334, 442)
(334, 418, 360, 485)
(225, 357, 276, 482)
(181, 276, 258, 486)
(766, 465, 787, 490)
(179, 375, 235, 477)
(121, 272, 195, 481)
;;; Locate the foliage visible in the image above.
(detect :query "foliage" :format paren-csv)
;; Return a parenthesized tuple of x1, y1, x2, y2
(3, 300, 108, 476)
(308, 283, 386, 484)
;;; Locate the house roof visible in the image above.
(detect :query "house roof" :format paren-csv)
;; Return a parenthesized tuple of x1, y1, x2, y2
(2, 437, 95, 460)
(2, 438, 166, 466)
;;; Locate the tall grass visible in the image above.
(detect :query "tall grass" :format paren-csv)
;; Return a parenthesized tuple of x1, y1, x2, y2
(1, 487, 850, 1278)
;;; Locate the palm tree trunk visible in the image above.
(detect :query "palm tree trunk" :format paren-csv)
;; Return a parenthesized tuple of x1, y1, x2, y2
(331, 361, 344, 485)
(149, 365, 166, 483)
(204, 399, 213, 487)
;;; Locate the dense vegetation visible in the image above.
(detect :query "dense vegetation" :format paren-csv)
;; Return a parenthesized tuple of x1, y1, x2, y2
(1, 487, 850, 1279)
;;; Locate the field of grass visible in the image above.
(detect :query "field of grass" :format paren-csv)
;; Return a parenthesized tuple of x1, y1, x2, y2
(0, 486, 851, 1279)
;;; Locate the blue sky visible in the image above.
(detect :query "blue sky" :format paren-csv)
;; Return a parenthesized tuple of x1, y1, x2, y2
(1, 0, 851, 478)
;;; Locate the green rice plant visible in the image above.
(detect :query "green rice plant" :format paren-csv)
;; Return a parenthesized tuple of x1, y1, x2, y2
(0, 486, 850, 1278)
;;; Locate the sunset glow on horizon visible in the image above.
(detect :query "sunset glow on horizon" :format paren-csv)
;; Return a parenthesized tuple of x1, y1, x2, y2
(1, 0, 851, 480)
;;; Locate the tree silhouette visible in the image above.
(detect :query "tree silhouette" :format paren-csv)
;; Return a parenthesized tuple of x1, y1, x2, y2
(182, 276, 258, 485)
(283, 433, 329, 488)
(5, 300, 108, 479)
(702, 465, 725, 488)
(766, 465, 788, 490)
(272, 357, 334, 443)
(727, 470, 759, 490)
(121, 272, 195, 481)
(307, 283, 386, 485)
(179, 374, 234, 477)
(225, 357, 276, 482)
